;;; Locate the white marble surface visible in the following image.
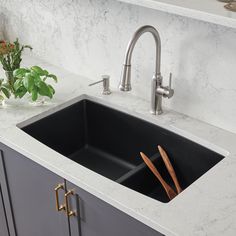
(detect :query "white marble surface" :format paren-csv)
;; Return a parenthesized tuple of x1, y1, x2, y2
(118, 0, 236, 28)
(1, 0, 236, 134)
(0, 55, 236, 235)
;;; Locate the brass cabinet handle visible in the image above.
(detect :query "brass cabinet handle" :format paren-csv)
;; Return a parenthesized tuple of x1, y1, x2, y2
(65, 190, 76, 217)
(54, 183, 66, 212)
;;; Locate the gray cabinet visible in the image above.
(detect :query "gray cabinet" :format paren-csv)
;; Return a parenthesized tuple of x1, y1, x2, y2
(67, 181, 163, 236)
(0, 143, 163, 236)
(0, 185, 9, 236)
(0, 144, 70, 236)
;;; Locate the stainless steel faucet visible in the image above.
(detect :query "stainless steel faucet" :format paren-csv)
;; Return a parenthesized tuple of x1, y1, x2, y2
(119, 25, 174, 115)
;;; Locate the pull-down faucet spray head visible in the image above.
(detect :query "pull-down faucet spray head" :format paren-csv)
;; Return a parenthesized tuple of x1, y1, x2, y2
(119, 65, 132, 91)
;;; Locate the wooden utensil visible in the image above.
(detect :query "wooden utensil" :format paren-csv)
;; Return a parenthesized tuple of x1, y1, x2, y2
(140, 152, 177, 200)
(158, 145, 182, 194)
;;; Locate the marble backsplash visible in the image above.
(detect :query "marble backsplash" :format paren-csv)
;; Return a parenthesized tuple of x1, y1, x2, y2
(0, 0, 236, 133)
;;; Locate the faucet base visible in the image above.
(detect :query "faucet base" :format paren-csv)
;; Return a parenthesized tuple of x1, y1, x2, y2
(119, 84, 132, 91)
(150, 110, 156, 115)
(156, 109, 163, 115)
(150, 109, 163, 115)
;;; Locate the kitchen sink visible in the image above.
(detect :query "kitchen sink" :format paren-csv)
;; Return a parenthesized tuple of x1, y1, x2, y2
(21, 98, 225, 202)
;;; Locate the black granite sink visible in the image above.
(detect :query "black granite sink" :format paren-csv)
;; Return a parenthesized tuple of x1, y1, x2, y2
(21, 99, 225, 202)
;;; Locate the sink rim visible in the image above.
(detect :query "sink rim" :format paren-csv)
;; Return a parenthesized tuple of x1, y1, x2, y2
(10, 93, 233, 236)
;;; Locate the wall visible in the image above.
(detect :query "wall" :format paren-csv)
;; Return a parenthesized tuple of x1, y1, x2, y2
(0, 0, 236, 133)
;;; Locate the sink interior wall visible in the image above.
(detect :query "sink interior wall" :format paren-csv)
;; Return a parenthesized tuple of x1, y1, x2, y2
(22, 99, 157, 180)
(22, 101, 87, 156)
(22, 99, 225, 202)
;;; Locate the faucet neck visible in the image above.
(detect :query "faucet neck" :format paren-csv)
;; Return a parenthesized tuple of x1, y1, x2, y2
(123, 25, 161, 76)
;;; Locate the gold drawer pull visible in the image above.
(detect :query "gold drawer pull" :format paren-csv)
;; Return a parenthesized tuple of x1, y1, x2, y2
(65, 190, 76, 217)
(54, 183, 66, 212)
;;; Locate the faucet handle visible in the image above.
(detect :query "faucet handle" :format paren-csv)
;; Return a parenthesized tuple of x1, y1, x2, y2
(168, 73, 172, 90)
(164, 73, 174, 99)
(89, 75, 111, 95)
(158, 73, 174, 99)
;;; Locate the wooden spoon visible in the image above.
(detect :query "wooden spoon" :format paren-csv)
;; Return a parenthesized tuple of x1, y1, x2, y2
(158, 145, 182, 194)
(140, 152, 177, 200)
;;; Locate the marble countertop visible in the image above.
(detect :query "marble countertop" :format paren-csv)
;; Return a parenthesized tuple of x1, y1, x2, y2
(117, 0, 236, 28)
(1, 55, 236, 236)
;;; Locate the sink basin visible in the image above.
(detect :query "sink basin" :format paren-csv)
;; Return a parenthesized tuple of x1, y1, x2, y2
(21, 98, 225, 202)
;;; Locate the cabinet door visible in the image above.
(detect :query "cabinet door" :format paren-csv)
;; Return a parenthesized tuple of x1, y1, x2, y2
(0, 185, 9, 236)
(66, 181, 163, 236)
(0, 144, 70, 236)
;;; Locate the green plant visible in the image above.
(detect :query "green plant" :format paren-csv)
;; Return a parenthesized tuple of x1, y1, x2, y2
(13, 66, 58, 101)
(0, 39, 32, 94)
(0, 79, 11, 102)
(0, 39, 32, 71)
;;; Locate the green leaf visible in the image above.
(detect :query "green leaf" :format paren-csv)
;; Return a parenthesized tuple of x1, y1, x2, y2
(15, 86, 27, 98)
(31, 88, 38, 101)
(13, 68, 30, 78)
(31, 66, 47, 76)
(30, 71, 41, 85)
(13, 79, 23, 91)
(48, 84, 55, 95)
(1, 87, 10, 98)
(23, 74, 34, 92)
(38, 81, 52, 98)
(43, 70, 49, 76)
(46, 74, 58, 83)
(0, 94, 4, 101)
(2, 83, 11, 90)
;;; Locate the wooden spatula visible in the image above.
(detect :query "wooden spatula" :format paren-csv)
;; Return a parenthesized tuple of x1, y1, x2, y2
(140, 152, 177, 200)
(158, 145, 182, 194)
